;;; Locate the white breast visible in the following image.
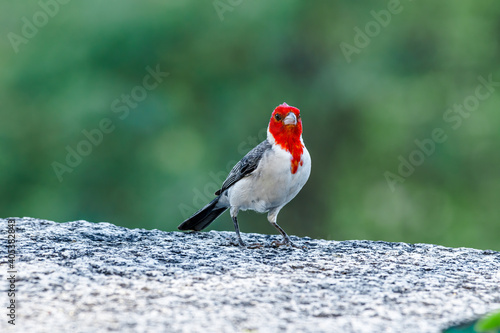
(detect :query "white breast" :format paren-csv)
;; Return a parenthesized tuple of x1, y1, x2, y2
(227, 143, 311, 213)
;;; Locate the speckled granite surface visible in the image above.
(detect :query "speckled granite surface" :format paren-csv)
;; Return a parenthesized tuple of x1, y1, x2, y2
(1, 217, 499, 332)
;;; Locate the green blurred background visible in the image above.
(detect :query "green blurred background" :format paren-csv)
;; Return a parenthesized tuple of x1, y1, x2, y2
(1, 1, 499, 250)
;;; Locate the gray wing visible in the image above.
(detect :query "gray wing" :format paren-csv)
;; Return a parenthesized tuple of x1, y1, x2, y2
(215, 140, 272, 195)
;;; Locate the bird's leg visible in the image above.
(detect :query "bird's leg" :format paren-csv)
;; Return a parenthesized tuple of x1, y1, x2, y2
(230, 207, 246, 247)
(270, 222, 293, 247)
(231, 216, 246, 247)
(230, 207, 265, 249)
(267, 210, 299, 248)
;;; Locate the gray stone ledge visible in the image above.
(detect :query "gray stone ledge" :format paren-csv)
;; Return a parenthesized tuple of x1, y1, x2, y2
(1, 217, 499, 332)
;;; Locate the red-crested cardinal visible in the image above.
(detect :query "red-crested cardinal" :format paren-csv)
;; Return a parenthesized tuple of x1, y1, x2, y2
(178, 103, 311, 247)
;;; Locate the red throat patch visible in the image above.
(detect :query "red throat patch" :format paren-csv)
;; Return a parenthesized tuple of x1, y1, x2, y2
(269, 103, 304, 174)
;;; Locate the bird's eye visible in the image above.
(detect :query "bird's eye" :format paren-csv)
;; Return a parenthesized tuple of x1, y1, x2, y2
(274, 114, 282, 121)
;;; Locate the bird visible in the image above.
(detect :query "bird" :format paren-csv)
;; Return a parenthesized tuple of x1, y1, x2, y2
(178, 103, 311, 247)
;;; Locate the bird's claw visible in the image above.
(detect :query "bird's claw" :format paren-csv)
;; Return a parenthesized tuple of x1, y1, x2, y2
(246, 243, 264, 249)
(271, 240, 286, 247)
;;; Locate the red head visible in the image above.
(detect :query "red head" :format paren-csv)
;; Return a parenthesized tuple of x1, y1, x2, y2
(268, 102, 304, 174)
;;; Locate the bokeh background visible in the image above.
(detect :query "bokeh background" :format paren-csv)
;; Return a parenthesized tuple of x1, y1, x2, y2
(1, 1, 499, 250)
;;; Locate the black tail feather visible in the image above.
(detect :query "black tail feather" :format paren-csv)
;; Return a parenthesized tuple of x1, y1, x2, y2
(178, 197, 227, 231)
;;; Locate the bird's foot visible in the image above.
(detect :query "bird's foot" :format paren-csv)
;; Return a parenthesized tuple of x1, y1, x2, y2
(233, 236, 247, 248)
(271, 239, 305, 249)
(246, 243, 264, 249)
(227, 238, 246, 247)
(271, 239, 286, 247)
